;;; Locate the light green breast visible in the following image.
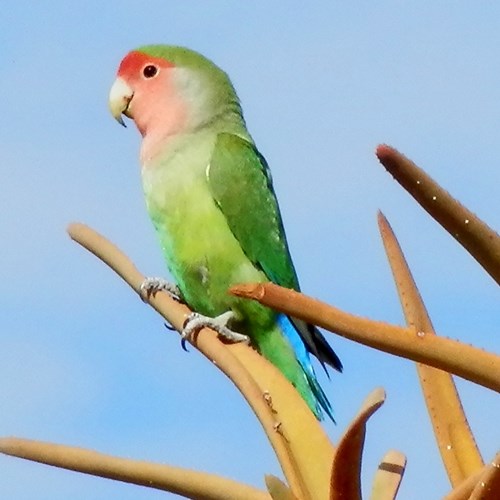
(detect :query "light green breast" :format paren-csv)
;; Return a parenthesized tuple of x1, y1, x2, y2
(142, 131, 271, 327)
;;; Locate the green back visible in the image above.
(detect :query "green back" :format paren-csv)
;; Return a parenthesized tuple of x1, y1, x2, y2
(208, 133, 300, 290)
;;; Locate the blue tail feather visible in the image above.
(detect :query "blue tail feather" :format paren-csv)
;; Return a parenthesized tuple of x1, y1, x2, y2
(276, 314, 335, 422)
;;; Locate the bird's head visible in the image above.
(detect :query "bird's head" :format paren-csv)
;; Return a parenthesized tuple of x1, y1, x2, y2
(108, 45, 240, 139)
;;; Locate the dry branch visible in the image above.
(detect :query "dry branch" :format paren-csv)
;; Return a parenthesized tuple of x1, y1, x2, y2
(67, 222, 335, 500)
(378, 211, 483, 484)
(467, 451, 500, 500)
(370, 450, 406, 500)
(265, 475, 299, 500)
(0, 437, 270, 500)
(230, 283, 500, 393)
(376, 145, 500, 285)
(330, 388, 386, 500)
(443, 452, 500, 500)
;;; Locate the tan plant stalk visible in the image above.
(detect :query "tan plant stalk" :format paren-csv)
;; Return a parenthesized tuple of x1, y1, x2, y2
(467, 454, 500, 500)
(329, 388, 387, 500)
(0, 437, 270, 500)
(442, 469, 484, 500)
(265, 475, 299, 500)
(378, 212, 483, 484)
(370, 450, 406, 500)
(231, 283, 500, 393)
(467, 451, 500, 500)
(376, 145, 500, 285)
(67, 222, 335, 500)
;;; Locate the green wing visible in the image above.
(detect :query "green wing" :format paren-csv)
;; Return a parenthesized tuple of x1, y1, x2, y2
(207, 133, 343, 373)
(207, 132, 300, 290)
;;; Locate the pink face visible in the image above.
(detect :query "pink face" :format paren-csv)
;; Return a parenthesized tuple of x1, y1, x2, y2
(112, 51, 188, 140)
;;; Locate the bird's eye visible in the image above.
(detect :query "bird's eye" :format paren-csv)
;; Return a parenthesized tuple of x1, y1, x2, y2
(142, 65, 159, 78)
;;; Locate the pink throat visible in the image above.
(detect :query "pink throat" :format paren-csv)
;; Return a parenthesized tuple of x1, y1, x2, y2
(117, 52, 189, 165)
(134, 85, 188, 165)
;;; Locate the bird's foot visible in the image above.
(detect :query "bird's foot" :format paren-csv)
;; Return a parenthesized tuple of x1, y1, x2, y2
(182, 311, 250, 344)
(140, 277, 182, 302)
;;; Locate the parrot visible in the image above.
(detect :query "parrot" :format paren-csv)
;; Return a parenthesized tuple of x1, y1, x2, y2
(108, 45, 342, 420)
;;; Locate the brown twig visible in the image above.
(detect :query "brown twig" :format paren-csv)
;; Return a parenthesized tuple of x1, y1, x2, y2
(230, 283, 500, 393)
(442, 469, 484, 500)
(443, 452, 500, 500)
(370, 450, 406, 500)
(376, 144, 500, 285)
(0, 437, 270, 500)
(265, 475, 299, 500)
(67, 222, 336, 500)
(330, 388, 386, 500)
(468, 451, 500, 500)
(378, 211, 483, 485)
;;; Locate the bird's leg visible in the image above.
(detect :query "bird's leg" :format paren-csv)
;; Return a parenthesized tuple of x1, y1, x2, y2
(182, 311, 250, 343)
(140, 277, 183, 302)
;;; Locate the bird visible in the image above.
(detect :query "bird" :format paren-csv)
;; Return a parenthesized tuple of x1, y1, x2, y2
(108, 45, 342, 420)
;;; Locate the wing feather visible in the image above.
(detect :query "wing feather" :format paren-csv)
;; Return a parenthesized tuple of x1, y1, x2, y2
(208, 133, 342, 372)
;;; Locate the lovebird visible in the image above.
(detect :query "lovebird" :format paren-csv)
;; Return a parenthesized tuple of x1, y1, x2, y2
(108, 45, 342, 420)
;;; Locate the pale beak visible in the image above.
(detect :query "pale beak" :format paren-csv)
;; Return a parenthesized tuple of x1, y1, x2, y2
(108, 77, 133, 127)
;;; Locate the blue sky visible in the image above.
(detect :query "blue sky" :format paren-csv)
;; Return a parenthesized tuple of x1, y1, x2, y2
(1, 2, 499, 499)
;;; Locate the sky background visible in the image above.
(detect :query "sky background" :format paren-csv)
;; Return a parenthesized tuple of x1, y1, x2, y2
(1, 2, 499, 499)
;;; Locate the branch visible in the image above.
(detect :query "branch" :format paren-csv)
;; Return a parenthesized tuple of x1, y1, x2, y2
(468, 451, 500, 500)
(67, 223, 335, 500)
(376, 145, 500, 285)
(443, 452, 500, 500)
(230, 283, 500, 393)
(265, 475, 299, 500)
(330, 388, 386, 500)
(370, 450, 406, 500)
(0, 437, 270, 500)
(378, 211, 483, 484)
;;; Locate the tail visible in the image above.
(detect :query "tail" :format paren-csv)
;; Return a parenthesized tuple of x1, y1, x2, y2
(255, 314, 335, 421)
(277, 314, 335, 422)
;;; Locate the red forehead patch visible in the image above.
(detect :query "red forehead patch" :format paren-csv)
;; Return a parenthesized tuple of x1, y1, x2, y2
(117, 51, 174, 77)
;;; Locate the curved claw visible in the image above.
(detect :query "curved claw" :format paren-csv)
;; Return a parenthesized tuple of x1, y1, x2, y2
(181, 338, 190, 352)
(181, 311, 250, 344)
(140, 277, 181, 302)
